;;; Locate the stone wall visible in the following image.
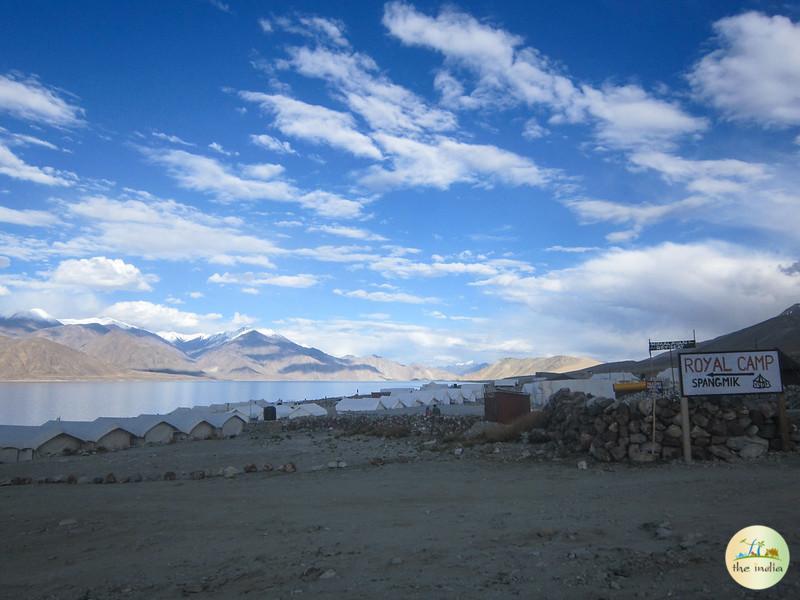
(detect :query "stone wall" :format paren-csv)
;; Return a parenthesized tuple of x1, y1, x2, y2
(540, 387, 800, 462)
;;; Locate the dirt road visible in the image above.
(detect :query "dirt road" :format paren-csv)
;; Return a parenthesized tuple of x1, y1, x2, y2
(1, 428, 798, 599)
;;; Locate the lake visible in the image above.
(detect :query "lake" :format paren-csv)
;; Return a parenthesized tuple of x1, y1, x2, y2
(0, 380, 421, 426)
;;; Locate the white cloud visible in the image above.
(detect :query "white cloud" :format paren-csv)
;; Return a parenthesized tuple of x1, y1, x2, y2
(522, 118, 547, 139)
(296, 16, 350, 47)
(239, 92, 382, 159)
(333, 288, 438, 304)
(0, 256, 8, 269)
(208, 271, 319, 288)
(366, 254, 534, 279)
(0, 142, 75, 186)
(275, 315, 533, 364)
(576, 85, 707, 149)
(145, 148, 365, 219)
(258, 18, 273, 33)
(0, 204, 60, 227)
(50, 256, 157, 291)
(0, 127, 60, 150)
(360, 134, 555, 190)
(383, 2, 704, 149)
(207, 0, 230, 13)
(102, 301, 225, 333)
(250, 133, 296, 155)
(146, 148, 294, 202)
(188, 291, 204, 299)
(564, 196, 710, 241)
(285, 45, 456, 134)
(240, 162, 284, 180)
(689, 12, 800, 126)
(545, 245, 600, 253)
(471, 241, 800, 356)
(61, 195, 280, 264)
(308, 224, 387, 241)
(275, 219, 303, 228)
(151, 131, 194, 146)
(208, 141, 237, 156)
(0, 73, 84, 127)
(628, 151, 769, 187)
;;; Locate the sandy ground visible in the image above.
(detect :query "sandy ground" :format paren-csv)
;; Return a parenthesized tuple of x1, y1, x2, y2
(1, 421, 799, 600)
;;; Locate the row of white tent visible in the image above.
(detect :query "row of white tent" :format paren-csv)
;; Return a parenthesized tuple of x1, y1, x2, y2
(0, 407, 248, 464)
(205, 400, 328, 420)
(337, 384, 486, 412)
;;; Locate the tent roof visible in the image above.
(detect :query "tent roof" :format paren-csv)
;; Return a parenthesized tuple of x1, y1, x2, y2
(336, 397, 385, 412)
(0, 424, 81, 450)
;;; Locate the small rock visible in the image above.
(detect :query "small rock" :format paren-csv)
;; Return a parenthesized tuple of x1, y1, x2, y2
(66, 474, 78, 485)
(163, 471, 177, 481)
(280, 463, 297, 473)
(655, 527, 673, 539)
(243, 464, 258, 473)
(262, 464, 273, 472)
(739, 443, 767, 459)
(58, 518, 78, 528)
(337, 461, 347, 468)
(77, 476, 91, 485)
(327, 461, 339, 469)
(389, 557, 403, 566)
(92, 476, 104, 484)
(103, 473, 117, 484)
(319, 569, 336, 580)
(190, 470, 205, 480)
(223, 466, 240, 479)
(454, 447, 464, 456)
(576, 460, 588, 470)
(370, 457, 385, 466)
(520, 450, 531, 459)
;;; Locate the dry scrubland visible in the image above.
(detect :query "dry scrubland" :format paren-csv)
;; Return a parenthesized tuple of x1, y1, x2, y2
(1, 415, 799, 600)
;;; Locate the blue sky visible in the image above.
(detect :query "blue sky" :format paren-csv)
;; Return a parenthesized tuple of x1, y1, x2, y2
(0, 0, 799, 365)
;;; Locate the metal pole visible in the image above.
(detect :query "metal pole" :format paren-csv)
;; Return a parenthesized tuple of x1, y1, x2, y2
(778, 392, 791, 451)
(680, 395, 692, 464)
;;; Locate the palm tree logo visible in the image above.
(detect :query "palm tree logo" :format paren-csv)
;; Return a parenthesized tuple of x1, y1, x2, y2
(735, 538, 779, 561)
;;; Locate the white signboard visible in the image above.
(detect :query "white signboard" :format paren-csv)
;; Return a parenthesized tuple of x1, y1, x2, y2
(679, 350, 783, 396)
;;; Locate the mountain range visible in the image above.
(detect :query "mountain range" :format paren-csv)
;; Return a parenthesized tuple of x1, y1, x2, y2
(1, 304, 797, 381)
(0, 310, 582, 381)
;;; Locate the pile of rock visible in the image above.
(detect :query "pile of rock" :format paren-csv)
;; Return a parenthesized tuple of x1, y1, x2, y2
(278, 413, 481, 439)
(538, 389, 799, 462)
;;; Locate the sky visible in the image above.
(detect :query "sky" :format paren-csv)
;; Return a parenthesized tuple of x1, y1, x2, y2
(0, 0, 799, 366)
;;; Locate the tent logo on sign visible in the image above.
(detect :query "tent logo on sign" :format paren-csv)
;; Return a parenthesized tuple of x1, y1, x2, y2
(752, 374, 772, 390)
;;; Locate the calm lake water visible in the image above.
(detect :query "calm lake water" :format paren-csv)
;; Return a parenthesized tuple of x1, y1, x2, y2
(0, 380, 420, 426)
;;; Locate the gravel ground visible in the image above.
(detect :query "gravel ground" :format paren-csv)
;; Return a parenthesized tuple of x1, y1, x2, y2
(1, 420, 798, 599)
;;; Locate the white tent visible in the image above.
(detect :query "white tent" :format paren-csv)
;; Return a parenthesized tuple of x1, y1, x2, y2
(288, 403, 327, 419)
(381, 387, 414, 394)
(42, 420, 134, 451)
(385, 397, 407, 409)
(164, 408, 216, 440)
(459, 384, 485, 402)
(205, 412, 247, 437)
(0, 424, 83, 460)
(335, 397, 387, 412)
(589, 372, 639, 382)
(446, 388, 465, 405)
(108, 414, 179, 445)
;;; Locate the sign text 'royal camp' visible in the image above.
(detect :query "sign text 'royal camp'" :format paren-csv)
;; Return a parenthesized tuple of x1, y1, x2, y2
(679, 350, 783, 396)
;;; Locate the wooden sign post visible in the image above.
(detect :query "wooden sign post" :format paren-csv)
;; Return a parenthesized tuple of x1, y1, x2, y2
(680, 395, 692, 464)
(777, 392, 791, 451)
